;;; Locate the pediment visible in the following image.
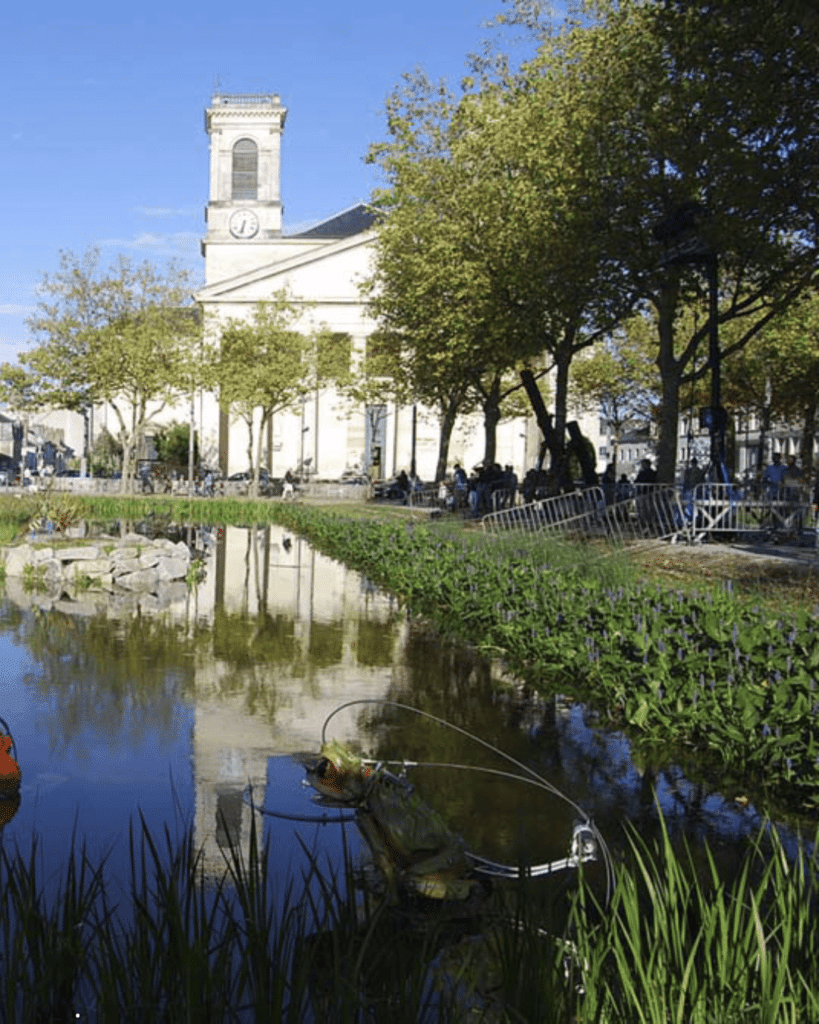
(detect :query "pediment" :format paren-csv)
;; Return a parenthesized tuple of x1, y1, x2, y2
(196, 230, 375, 305)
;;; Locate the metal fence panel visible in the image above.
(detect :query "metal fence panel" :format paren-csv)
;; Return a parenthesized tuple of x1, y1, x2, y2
(480, 479, 815, 547)
(481, 484, 687, 544)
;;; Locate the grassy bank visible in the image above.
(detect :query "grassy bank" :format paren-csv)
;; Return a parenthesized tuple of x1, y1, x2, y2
(1, 807, 817, 1023)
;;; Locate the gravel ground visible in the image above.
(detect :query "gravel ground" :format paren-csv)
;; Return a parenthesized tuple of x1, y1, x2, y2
(626, 535, 819, 607)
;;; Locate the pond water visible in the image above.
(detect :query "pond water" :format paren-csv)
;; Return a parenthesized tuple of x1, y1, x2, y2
(0, 524, 798, 910)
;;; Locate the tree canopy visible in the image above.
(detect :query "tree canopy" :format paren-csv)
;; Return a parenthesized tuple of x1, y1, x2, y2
(0, 247, 202, 491)
(211, 292, 328, 496)
(366, 0, 819, 484)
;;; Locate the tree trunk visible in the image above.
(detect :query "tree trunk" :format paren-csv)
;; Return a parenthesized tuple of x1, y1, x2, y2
(655, 367, 682, 484)
(757, 378, 772, 477)
(109, 401, 131, 494)
(800, 395, 817, 483)
(546, 347, 573, 487)
(481, 375, 502, 467)
(254, 410, 271, 498)
(121, 441, 134, 495)
(120, 402, 142, 495)
(435, 397, 460, 482)
(653, 289, 683, 484)
(245, 415, 257, 498)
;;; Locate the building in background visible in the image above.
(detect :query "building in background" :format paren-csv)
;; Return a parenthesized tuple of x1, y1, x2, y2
(88, 92, 601, 485)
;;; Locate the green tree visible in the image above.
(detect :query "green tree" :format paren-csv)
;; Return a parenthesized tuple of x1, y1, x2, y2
(8, 247, 203, 492)
(365, 74, 497, 480)
(562, 0, 819, 480)
(569, 318, 661, 474)
(212, 292, 313, 497)
(438, 0, 819, 482)
(366, 33, 637, 480)
(721, 290, 819, 479)
(154, 420, 198, 473)
(0, 362, 40, 413)
(89, 426, 123, 478)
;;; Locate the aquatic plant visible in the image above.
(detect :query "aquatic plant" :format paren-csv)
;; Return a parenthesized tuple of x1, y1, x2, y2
(264, 505, 819, 816)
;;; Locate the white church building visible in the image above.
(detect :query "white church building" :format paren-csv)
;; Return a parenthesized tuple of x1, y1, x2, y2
(89, 92, 601, 485)
(192, 91, 546, 482)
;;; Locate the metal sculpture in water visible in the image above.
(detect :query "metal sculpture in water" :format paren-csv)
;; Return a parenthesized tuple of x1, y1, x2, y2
(305, 738, 479, 903)
(256, 701, 612, 912)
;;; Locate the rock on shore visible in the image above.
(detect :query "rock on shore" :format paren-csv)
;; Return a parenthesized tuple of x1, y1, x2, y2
(1, 533, 196, 597)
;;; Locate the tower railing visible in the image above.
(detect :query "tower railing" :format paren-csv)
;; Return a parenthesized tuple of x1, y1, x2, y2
(211, 94, 281, 106)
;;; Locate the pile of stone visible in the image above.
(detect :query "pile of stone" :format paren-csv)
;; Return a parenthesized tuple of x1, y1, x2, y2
(1, 533, 195, 594)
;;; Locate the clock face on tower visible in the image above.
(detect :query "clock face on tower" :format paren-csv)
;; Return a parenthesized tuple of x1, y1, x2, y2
(229, 209, 260, 239)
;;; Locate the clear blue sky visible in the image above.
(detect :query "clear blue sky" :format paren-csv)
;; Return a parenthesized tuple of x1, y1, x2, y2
(0, 0, 546, 361)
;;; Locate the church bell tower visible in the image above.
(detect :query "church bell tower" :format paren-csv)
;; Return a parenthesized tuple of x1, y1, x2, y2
(202, 93, 287, 256)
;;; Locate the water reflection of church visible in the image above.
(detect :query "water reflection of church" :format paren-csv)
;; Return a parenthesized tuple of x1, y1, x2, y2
(189, 526, 403, 876)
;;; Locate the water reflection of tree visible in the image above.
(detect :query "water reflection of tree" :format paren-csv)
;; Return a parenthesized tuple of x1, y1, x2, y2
(356, 617, 395, 668)
(21, 609, 196, 758)
(360, 627, 579, 867)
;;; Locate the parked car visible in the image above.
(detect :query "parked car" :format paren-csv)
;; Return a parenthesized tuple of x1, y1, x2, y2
(226, 470, 277, 496)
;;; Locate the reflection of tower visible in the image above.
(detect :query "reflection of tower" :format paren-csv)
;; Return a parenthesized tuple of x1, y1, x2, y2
(192, 684, 272, 878)
(189, 525, 404, 875)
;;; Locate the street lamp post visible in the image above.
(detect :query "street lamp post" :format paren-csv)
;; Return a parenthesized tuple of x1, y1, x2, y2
(653, 203, 727, 481)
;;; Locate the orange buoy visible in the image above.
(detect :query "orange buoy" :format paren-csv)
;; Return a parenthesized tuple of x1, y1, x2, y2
(0, 733, 21, 793)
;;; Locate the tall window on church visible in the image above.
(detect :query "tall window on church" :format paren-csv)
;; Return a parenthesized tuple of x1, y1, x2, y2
(232, 139, 258, 200)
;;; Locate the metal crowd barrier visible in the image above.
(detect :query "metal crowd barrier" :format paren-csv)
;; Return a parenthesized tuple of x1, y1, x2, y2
(686, 482, 813, 543)
(407, 482, 444, 508)
(609, 484, 687, 543)
(479, 478, 816, 547)
(480, 483, 687, 544)
(481, 487, 609, 537)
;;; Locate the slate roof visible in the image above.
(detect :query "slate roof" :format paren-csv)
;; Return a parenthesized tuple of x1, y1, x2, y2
(290, 203, 377, 239)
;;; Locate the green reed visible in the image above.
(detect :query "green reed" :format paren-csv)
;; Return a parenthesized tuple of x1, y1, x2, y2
(569, 818, 819, 1024)
(1, 803, 817, 1023)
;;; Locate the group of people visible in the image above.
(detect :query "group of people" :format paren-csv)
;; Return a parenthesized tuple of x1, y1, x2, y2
(599, 458, 658, 506)
(393, 451, 819, 535)
(465, 463, 518, 517)
(388, 463, 519, 515)
(760, 451, 804, 500)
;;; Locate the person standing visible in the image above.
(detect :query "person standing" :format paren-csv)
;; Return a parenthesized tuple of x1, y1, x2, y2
(683, 457, 704, 493)
(635, 458, 657, 485)
(783, 454, 803, 499)
(762, 452, 788, 498)
(452, 463, 468, 508)
(282, 469, 295, 500)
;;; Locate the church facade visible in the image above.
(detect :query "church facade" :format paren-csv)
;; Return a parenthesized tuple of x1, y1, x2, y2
(191, 92, 541, 483)
(89, 93, 607, 485)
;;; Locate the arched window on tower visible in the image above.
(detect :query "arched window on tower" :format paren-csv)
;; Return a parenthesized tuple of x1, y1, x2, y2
(232, 139, 258, 200)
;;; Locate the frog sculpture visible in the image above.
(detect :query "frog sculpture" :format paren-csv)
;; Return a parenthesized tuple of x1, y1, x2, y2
(0, 732, 21, 795)
(306, 739, 478, 903)
(0, 727, 21, 832)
